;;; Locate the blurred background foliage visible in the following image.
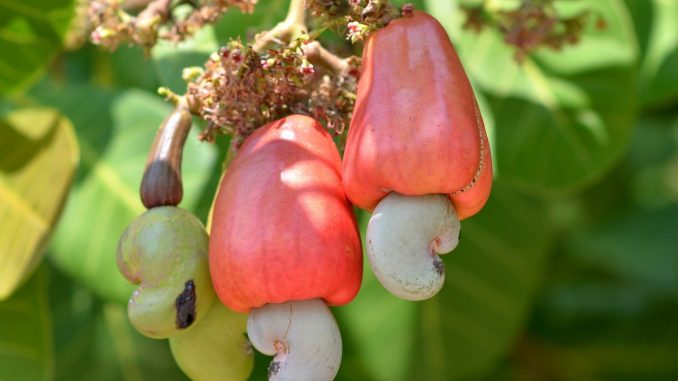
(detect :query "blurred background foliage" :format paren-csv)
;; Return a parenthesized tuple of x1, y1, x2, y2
(0, 0, 676, 380)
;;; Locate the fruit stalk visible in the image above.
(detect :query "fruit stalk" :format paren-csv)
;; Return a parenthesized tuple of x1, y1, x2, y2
(140, 98, 192, 209)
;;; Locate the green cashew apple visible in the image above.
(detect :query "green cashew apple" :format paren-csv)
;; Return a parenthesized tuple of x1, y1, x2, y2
(170, 302, 254, 381)
(117, 206, 214, 338)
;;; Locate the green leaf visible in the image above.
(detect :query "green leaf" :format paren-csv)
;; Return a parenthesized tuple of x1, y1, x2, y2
(108, 46, 162, 92)
(411, 183, 553, 380)
(152, 26, 221, 93)
(47, 264, 188, 381)
(30, 83, 218, 303)
(518, 110, 678, 380)
(569, 205, 678, 304)
(339, 183, 554, 381)
(428, 0, 639, 195)
(501, 306, 678, 381)
(527, 204, 678, 380)
(0, 266, 54, 381)
(336, 239, 418, 381)
(625, 114, 678, 210)
(0, 107, 78, 300)
(0, 0, 75, 95)
(212, 0, 287, 42)
(637, 0, 678, 108)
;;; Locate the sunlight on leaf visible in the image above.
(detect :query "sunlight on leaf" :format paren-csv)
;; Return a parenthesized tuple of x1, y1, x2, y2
(638, 0, 678, 108)
(31, 84, 217, 303)
(0, 107, 78, 300)
(429, 0, 639, 195)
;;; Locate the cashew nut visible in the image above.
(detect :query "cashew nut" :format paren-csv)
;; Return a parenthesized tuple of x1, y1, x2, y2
(247, 299, 342, 381)
(367, 192, 460, 300)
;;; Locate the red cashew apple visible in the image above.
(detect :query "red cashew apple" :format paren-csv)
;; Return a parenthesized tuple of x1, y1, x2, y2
(342, 11, 493, 301)
(209, 115, 362, 380)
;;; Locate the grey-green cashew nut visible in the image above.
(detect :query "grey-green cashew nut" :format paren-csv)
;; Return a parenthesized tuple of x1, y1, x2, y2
(367, 193, 461, 300)
(247, 299, 342, 381)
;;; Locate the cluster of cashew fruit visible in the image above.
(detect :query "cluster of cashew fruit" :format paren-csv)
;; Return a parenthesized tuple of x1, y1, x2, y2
(117, 10, 492, 381)
(117, 103, 253, 381)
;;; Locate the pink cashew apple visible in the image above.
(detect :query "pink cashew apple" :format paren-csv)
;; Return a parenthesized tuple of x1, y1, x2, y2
(343, 11, 493, 301)
(209, 115, 362, 380)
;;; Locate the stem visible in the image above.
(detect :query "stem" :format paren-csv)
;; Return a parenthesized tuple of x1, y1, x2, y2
(137, 0, 172, 21)
(252, 0, 308, 52)
(140, 98, 193, 209)
(122, 0, 154, 10)
(285, 0, 307, 27)
(302, 41, 350, 75)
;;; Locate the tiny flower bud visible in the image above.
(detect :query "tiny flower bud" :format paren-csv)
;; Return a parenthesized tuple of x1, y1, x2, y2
(219, 47, 230, 59)
(91, 29, 102, 45)
(300, 60, 315, 76)
(346, 21, 369, 43)
(205, 50, 219, 63)
(182, 67, 204, 82)
(91, 26, 113, 45)
(297, 33, 310, 43)
(347, 21, 361, 33)
(261, 58, 276, 70)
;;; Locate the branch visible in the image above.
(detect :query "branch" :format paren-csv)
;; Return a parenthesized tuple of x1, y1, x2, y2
(302, 41, 350, 75)
(136, 0, 172, 23)
(122, 0, 154, 11)
(252, 0, 308, 52)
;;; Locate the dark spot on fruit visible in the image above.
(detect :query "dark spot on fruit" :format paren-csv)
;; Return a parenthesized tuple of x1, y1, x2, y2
(433, 256, 445, 276)
(175, 280, 196, 329)
(268, 361, 281, 378)
(458, 227, 461, 242)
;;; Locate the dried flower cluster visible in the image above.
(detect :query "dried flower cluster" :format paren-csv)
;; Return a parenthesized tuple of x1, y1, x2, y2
(65, 0, 94, 50)
(88, 0, 256, 50)
(186, 38, 359, 147)
(307, 0, 402, 43)
(461, 0, 601, 62)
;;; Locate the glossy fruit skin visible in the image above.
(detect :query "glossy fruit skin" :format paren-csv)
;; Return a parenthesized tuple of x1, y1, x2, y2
(117, 206, 215, 338)
(342, 11, 493, 220)
(247, 299, 341, 381)
(170, 302, 253, 381)
(209, 115, 362, 313)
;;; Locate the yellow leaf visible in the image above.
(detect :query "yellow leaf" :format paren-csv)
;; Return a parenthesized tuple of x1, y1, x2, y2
(0, 107, 79, 299)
